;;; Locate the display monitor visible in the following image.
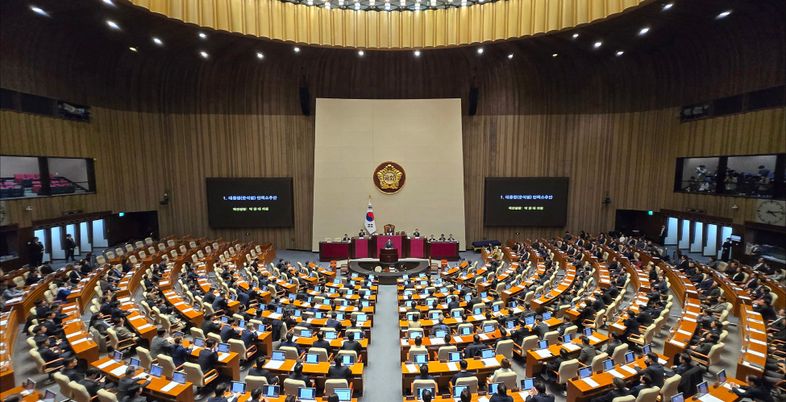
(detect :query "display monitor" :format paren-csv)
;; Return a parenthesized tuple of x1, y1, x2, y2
(205, 177, 294, 228)
(484, 177, 569, 227)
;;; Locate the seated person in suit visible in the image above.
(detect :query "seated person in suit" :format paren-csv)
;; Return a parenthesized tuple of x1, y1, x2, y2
(341, 332, 363, 356)
(207, 384, 229, 402)
(79, 368, 104, 397)
(248, 357, 279, 385)
(61, 357, 84, 382)
(327, 355, 353, 381)
(463, 335, 485, 358)
(198, 338, 220, 373)
(289, 362, 316, 388)
(171, 336, 190, 367)
(630, 373, 653, 398)
(220, 318, 241, 342)
(415, 363, 434, 381)
(450, 359, 474, 386)
(488, 357, 516, 385)
(731, 375, 774, 402)
(591, 378, 629, 402)
(525, 380, 555, 402)
(636, 353, 665, 388)
(489, 383, 514, 402)
(410, 336, 428, 358)
(118, 366, 151, 401)
(312, 331, 333, 356)
(280, 333, 302, 355)
(577, 336, 597, 365)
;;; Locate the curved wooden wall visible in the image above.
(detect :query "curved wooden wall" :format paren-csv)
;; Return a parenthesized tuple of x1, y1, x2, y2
(131, 0, 643, 49)
(0, 0, 784, 248)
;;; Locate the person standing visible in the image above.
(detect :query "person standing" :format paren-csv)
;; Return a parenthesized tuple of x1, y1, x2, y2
(64, 234, 76, 262)
(720, 238, 732, 262)
(28, 237, 44, 266)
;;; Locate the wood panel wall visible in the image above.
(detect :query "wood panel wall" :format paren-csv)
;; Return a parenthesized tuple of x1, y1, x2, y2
(0, 0, 784, 250)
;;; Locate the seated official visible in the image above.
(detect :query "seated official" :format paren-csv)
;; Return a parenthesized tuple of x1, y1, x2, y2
(248, 357, 279, 385)
(198, 339, 220, 372)
(463, 335, 485, 358)
(327, 355, 353, 381)
(731, 375, 774, 402)
(591, 378, 629, 402)
(118, 366, 151, 401)
(488, 358, 516, 385)
(525, 381, 555, 402)
(61, 358, 83, 382)
(207, 384, 229, 402)
(415, 364, 435, 382)
(79, 368, 104, 397)
(341, 332, 363, 356)
(289, 362, 316, 388)
(636, 353, 665, 388)
(450, 359, 474, 386)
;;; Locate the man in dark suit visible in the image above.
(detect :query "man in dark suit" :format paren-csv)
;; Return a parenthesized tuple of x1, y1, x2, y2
(577, 336, 597, 365)
(313, 331, 333, 355)
(636, 353, 665, 387)
(280, 333, 302, 355)
(241, 323, 257, 347)
(201, 315, 221, 336)
(463, 335, 485, 358)
(118, 367, 150, 400)
(79, 368, 104, 397)
(248, 357, 278, 385)
(64, 234, 77, 262)
(341, 332, 362, 356)
(198, 339, 220, 372)
(171, 337, 190, 367)
(325, 313, 343, 331)
(450, 359, 475, 385)
(27, 237, 44, 266)
(525, 381, 555, 402)
(590, 378, 630, 402)
(327, 355, 352, 381)
(207, 384, 229, 402)
(532, 316, 549, 339)
(61, 357, 84, 382)
(220, 319, 240, 342)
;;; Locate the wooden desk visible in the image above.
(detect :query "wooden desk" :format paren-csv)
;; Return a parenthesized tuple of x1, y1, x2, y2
(524, 332, 609, 377)
(401, 354, 504, 395)
(262, 358, 364, 395)
(736, 306, 768, 380)
(183, 343, 241, 380)
(61, 303, 100, 363)
(0, 310, 18, 393)
(685, 379, 744, 402)
(90, 356, 195, 402)
(566, 355, 666, 402)
(0, 386, 40, 402)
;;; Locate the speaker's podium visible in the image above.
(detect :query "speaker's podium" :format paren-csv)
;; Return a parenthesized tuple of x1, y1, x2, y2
(379, 247, 399, 264)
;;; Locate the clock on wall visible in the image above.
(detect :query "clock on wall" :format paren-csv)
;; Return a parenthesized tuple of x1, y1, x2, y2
(756, 199, 786, 226)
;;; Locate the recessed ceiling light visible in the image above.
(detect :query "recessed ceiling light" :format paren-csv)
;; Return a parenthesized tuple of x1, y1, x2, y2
(152, 37, 164, 46)
(716, 10, 732, 19)
(29, 5, 49, 17)
(354, 2, 360, 10)
(638, 26, 650, 36)
(476, 47, 484, 55)
(414, 50, 421, 57)
(571, 33, 579, 39)
(102, 0, 115, 6)
(552, 53, 559, 58)
(198, 32, 208, 39)
(357, 49, 365, 57)
(106, 20, 120, 30)
(129, 46, 138, 52)
(615, 50, 625, 56)
(293, 46, 301, 53)
(507, 53, 514, 60)
(256, 52, 265, 60)
(199, 50, 209, 59)
(384, 3, 390, 10)
(662, 2, 673, 11)
(593, 41, 603, 49)
(325, 1, 331, 9)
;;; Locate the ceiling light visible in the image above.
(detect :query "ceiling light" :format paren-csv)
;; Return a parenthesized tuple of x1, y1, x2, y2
(716, 10, 732, 19)
(354, 2, 360, 10)
(384, 3, 391, 10)
(29, 5, 49, 16)
(294, 46, 301, 53)
(129, 47, 138, 52)
(357, 49, 365, 57)
(152, 37, 164, 46)
(414, 50, 421, 57)
(638, 26, 650, 36)
(476, 48, 484, 55)
(552, 53, 558, 58)
(507, 53, 514, 60)
(199, 50, 209, 59)
(198, 32, 208, 39)
(571, 33, 579, 39)
(593, 41, 603, 49)
(256, 52, 265, 60)
(662, 2, 673, 11)
(615, 50, 625, 56)
(325, 1, 331, 9)
(106, 20, 120, 30)
(102, 0, 115, 6)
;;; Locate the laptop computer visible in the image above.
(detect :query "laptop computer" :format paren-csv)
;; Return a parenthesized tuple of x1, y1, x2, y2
(584, 327, 593, 337)
(696, 381, 709, 397)
(717, 369, 727, 384)
(262, 385, 280, 397)
(488, 383, 501, 394)
(671, 393, 684, 402)
(271, 351, 286, 361)
(417, 387, 435, 401)
(305, 353, 320, 364)
(342, 354, 355, 365)
(543, 312, 552, 320)
(297, 387, 317, 401)
(193, 337, 205, 348)
(112, 350, 123, 361)
(603, 359, 615, 372)
(483, 324, 495, 333)
(129, 357, 141, 369)
(217, 343, 230, 353)
(480, 349, 495, 359)
(521, 378, 534, 391)
(454, 385, 468, 398)
(538, 340, 549, 349)
(42, 390, 56, 402)
(448, 352, 462, 362)
(334, 388, 352, 401)
(149, 364, 163, 377)
(413, 354, 428, 364)
(460, 326, 472, 335)
(231, 381, 246, 394)
(578, 366, 592, 379)
(172, 371, 187, 384)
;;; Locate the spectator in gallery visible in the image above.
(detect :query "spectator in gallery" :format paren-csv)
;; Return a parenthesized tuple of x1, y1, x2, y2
(64, 234, 77, 262)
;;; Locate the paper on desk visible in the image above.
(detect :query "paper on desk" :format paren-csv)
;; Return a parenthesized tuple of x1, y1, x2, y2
(453, 317, 463, 323)
(97, 360, 115, 369)
(677, 329, 693, 336)
(405, 364, 418, 373)
(608, 369, 624, 378)
(698, 394, 724, 402)
(750, 338, 766, 345)
(582, 378, 600, 387)
(430, 338, 445, 345)
(478, 397, 490, 402)
(447, 362, 458, 371)
(473, 314, 485, 321)
(518, 392, 529, 400)
(138, 324, 153, 331)
(748, 350, 765, 358)
(454, 336, 464, 343)
(620, 365, 637, 374)
(482, 358, 500, 367)
(218, 352, 229, 360)
(111, 365, 128, 376)
(479, 334, 489, 341)
(534, 349, 552, 358)
(562, 343, 580, 352)
(670, 340, 685, 348)
(71, 338, 89, 345)
(264, 360, 285, 370)
(160, 381, 180, 392)
(589, 336, 600, 343)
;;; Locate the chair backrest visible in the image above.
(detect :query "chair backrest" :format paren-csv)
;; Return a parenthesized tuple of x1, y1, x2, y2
(557, 359, 580, 385)
(283, 378, 307, 395)
(245, 375, 269, 391)
(591, 352, 609, 373)
(495, 371, 518, 390)
(324, 379, 349, 396)
(308, 347, 329, 362)
(707, 343, 724, 365)
(521, 335, 539, 351)
(136, 346, 154, 369)
(636, 386, 661, 402)
(437, 345, 458, 361)
(412, 379, 438, 396)
(183, 362, 206, 387)
(660, 374, 681, 400)
(228, 339, 247, 356)
(563, 325, 578, 336)
(612, 396, 636, 402)
(408, 349, 428, 362)
(157, 354, 176, 378)
(455, 376, 479, 393)
(279, 346, 300, 360)
(190, 327, 205, 339)
(336, 350, 358, 362)
(612, 343, 629, 365)
(53, 373, 73, 398)
(69, 381, 92, 402)
(543, 331, 559, 344)
(96, 389, 119, 402)
(495, 339, 515, 360)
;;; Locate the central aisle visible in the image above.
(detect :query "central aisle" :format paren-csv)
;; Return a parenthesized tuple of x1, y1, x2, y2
(362, 284, 403, 400)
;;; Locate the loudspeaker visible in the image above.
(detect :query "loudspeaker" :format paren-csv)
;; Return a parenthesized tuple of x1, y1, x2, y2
(468, 87, 479, 116)
(299, 86, 311, 116)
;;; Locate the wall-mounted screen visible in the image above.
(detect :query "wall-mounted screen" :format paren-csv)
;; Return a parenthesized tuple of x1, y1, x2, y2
(674, 154, 785, 199)
(205, 178, 294, 228)
(484, 177, 569, 227)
